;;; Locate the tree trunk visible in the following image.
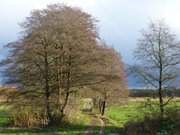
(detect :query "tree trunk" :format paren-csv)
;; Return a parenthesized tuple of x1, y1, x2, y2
(55, 44, 62, 110)
(158, 30, 164, 118)
(158, 86, 164, 117)
(101, 100, 106, 116)
(60, 47, 71, 116)
(44, 42, 51, 125)
(99, 99, 102, 113)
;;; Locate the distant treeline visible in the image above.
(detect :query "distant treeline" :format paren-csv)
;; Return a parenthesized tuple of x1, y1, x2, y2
(129, 89, 180, 97)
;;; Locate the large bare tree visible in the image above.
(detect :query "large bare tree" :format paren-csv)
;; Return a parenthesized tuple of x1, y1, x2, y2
(131, 21, 180, 116)
(1, 4, 128, 126)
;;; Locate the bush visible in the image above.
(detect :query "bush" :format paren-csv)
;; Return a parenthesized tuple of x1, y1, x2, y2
(124, 111, 178, 135)
(10, 106, 48, 128)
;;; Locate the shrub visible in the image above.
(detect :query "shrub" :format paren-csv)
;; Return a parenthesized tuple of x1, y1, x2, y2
(124, 111, 178, 135)
(10, 106, 48, 128)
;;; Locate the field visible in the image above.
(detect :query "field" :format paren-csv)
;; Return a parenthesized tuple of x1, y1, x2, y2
(0, 98, 180, 134)
(0, 105, 100, 135)
(105, 102, 145, 127)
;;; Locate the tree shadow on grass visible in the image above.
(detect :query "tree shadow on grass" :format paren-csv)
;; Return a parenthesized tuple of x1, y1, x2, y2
(0, 110, 123, 135)
(0, 124, 122, 135)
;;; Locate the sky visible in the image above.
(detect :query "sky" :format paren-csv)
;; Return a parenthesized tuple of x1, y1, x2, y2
(1, 0, 180, 86)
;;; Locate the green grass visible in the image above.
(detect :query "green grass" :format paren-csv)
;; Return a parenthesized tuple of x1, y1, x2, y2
(105, 99, 180, 128)
(0, 99, 180, 134)
(0, 105, 104, 135)
(105, 102, 145, 127)
(0, 106, 91, 135)
(0, 105, 11, 127)
(0, 127, 86, 135)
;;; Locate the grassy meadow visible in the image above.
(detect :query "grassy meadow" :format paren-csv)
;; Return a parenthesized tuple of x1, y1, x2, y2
(0, 98, 179, 134)
(106, 98, 180, 126)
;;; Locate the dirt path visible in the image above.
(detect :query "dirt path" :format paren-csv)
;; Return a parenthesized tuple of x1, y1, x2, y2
(99, 117, 105, 135)
(84, 114, 105, 135)
(83, 118, 95, 135)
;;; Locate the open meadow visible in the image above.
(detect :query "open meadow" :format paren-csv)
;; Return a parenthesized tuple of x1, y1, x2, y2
(0, 98, 179, 134)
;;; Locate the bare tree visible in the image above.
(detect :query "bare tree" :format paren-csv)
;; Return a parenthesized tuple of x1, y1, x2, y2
(0, 4, 99, 125)
(89, 43, 128, 115)
(0, 4, 128, 126)
(131, 21, 180, 117)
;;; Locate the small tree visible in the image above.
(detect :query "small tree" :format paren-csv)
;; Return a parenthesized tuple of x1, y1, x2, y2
(89, 44, 128, 115)
(131, 21, 180, 117)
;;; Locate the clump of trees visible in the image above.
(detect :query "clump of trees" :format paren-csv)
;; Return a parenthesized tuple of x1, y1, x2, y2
(130, 21, 180, 117)
(0, 4, 127, 127)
